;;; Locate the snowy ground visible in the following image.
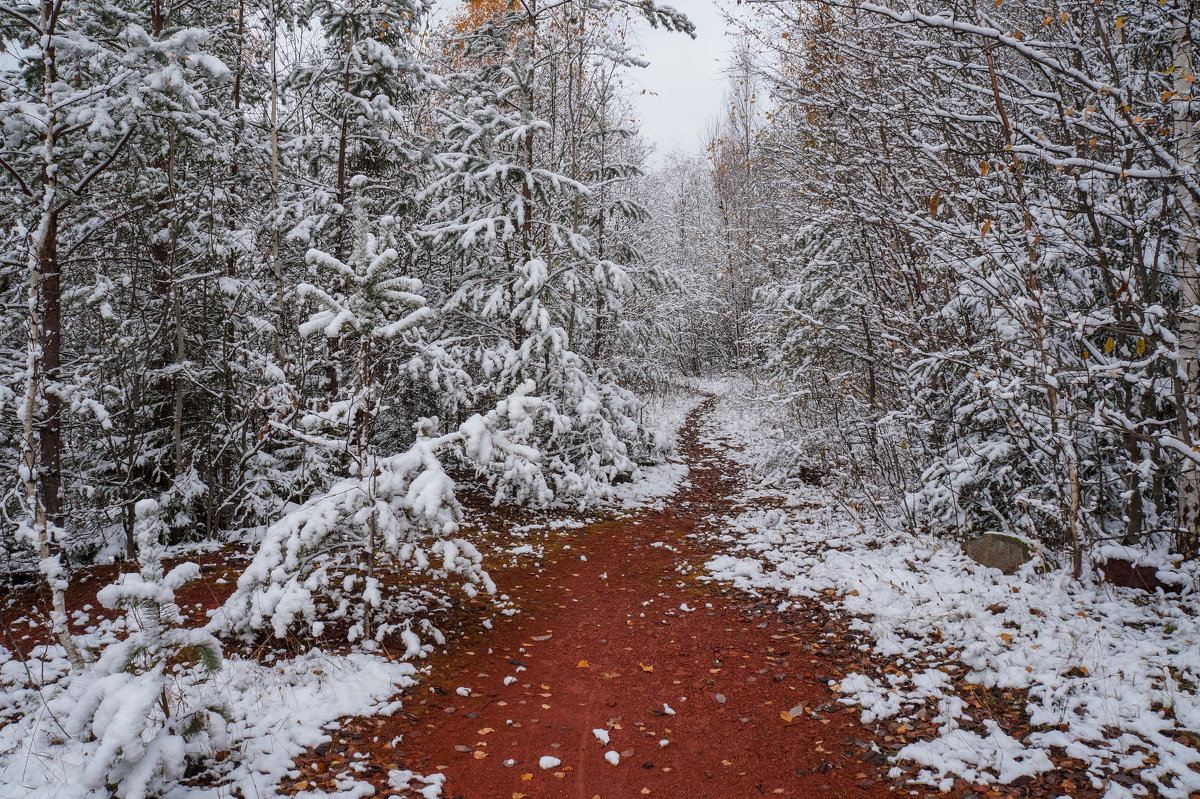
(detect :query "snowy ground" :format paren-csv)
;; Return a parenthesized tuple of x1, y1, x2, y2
(698, 381, 1200, 798)
(0, 632, 416, 799)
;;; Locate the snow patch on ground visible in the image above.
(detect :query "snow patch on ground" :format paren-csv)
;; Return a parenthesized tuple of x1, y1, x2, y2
(0, 644, 417, 799)
(610, 462, 690, 510)
(699, 383, 1200, 798)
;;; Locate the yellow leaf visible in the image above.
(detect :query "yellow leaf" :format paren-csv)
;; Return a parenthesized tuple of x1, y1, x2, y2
(1115, 16, 1124, 29)
(1105, 337, 1115, 354)
(1000, 633, 1015, 644)
(639, 663, 654, 672)
(521, 773, 533, 781)
(980, 161, 990, 176)
(474, 751, 487, 760)
(980, 219, 993, 238)
(478, 728, 494, 735)
(578, 660, 589, 668)
(780, 711, 793, 723)
(1137, 338, 1146, 355)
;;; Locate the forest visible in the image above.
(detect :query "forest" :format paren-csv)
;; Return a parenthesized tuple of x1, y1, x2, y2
(1, 0, 1198, 798)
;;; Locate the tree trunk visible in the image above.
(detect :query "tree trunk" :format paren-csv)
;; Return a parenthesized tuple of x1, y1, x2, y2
(21, 0, 84, 670)
(1172, 5, 1200, 558)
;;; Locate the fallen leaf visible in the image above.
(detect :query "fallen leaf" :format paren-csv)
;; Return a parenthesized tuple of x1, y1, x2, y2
(578, 660, 589, 668)
(478, 728, 494, 735)
(780, 712, 793, 723)
(293, 782, 308, 791)
(473, 751, 488, 760)
(521, 773, 533, 781)
(639, 663, 654, 672)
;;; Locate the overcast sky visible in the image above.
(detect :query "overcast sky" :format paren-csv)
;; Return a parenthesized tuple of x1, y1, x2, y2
(428, 1, 737, 164)
(626, 1, 735, 163)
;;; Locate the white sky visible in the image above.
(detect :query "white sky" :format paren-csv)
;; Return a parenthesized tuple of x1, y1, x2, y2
(626, 0, 736, 163)
(428, 1, 737, 164)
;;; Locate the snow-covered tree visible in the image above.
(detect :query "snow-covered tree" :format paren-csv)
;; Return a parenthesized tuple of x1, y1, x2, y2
(67, 498, 224, 799)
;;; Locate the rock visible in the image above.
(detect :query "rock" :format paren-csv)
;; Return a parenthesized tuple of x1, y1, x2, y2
(964, 534, 1030, 574)
(1100, 557, 1182, 593)
(714, 693, 726, 704)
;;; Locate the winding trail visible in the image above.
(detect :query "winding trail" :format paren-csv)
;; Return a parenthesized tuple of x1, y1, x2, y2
(290, 400, 939, 799)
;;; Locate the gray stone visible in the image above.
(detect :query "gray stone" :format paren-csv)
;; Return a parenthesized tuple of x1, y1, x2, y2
(964, 534, 1030, 575)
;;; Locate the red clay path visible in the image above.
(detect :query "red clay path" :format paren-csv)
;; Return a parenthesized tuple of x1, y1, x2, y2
(292, 400, 938, 799)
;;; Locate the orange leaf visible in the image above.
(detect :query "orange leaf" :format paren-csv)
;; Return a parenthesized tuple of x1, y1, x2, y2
(578, 660, 589, 668)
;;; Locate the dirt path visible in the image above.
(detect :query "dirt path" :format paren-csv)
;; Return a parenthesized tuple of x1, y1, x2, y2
(287, 400, 940, 799)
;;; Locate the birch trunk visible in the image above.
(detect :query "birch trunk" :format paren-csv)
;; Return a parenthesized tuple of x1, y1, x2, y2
(20, 0, 84, 671)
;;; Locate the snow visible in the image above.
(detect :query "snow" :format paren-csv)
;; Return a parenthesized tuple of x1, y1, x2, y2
(699, 386, 1200, 797)
(0, 640, 418, 799)
(897, 721, 1054, 790)
(388, 769, 445, 799)
(592, 728, 610, 745)
(538, 755, 561, 769)
(604, 750, 620, 765)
